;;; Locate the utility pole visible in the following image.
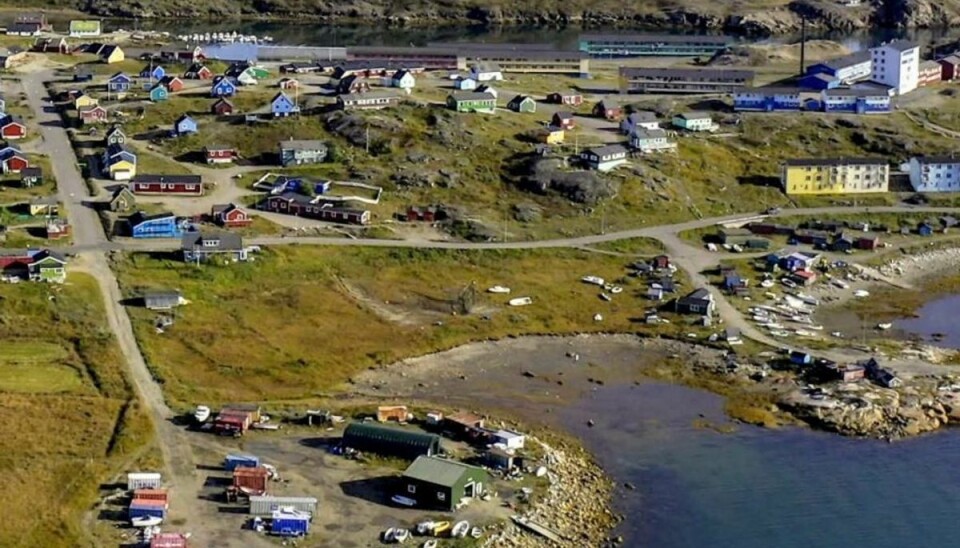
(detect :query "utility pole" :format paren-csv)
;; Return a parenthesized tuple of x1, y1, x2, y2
(799, 16, 807, 77)
(365, 125, 370, 154)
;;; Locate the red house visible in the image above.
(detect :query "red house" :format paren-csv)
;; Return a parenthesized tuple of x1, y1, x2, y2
(2, 152, 29, 173)
(652, 255, 671, 269)
(939, 55, 960, 82)
(593, 100, 622, 121)
(78, 105, 107, 125)
(211, 98, 234, 116)
(552, 111, 575, 130)
(547, 91, 582, 107)
(204, 144, 236, 164)
(855, 234, 880, 250)
(0, 250, 31, 278)
(0, 117, 26, 140)
(263, 192, 370, 225)
(211, 203, 252, 227)
(130, 174, 204, 196)
(279, 77, 299, 90)
(160, 76, 185, 93)
(406, 205, 440, 222)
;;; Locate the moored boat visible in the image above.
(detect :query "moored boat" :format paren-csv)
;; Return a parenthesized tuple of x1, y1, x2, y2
(194, 405, 210, 423)
(487, 286, 511, 294)
(451, 521, 470, 538)
(131, 515, 163, 528)
(508, 297, 533, 307)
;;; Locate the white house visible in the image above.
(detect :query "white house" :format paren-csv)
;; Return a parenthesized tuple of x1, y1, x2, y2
(491, 430, 525, 450)
(454, 76, 477, 91)
(870, 39, 919, 95)
(580, 144, 628, 171)
(619, 111, 659, 135)
(470, 62, 503, 82)
(630, 128, 676, 154)
(672, 112, 716, 132)
(237, 70, 258, 86)
(476, 84, 498, 99)
(907, 155, 960, 192)
(389, 69, 416, 90)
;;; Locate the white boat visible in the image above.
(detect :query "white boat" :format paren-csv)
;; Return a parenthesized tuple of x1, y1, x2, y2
(487, 286, 511, 294)
(471, 527, 482, 538)
(508, 297, 533, 307)
(877, 323, 893, 330)
(422, 541, 438, 548)
(770, 330, 791, 337)
(831, 331, 844, 338)
(383, 528, 398, 542)
(760, 279, 775, 288)
(781, 278, 798, 288)
(832, 279, 849, 289)
(452, 521, 470, 538)
(593, 313, 603, 322)
(581, 275, 605, 286)
(609, 286, 623, 294)
(194, 405, 210, 423)
(599, 293, 611, 301)
(131, 516, 163, 528)
(795, 329, 817, 337)
(393, 529, 410, 543)
(794, 293, 820, 306)
(390, 495, 416, 507)
(854, 289, 870, 298)
(416, 521, 435, 536)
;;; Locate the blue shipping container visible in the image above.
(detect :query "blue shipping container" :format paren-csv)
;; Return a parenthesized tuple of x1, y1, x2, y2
(271, 516, 309, 537)
(129, 504, 167, 519)
(224, 454, 260, 471)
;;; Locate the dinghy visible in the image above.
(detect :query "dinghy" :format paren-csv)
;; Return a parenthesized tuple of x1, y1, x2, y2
(508, 297, 533, 307)
(452, 521, 470, 538)
(131, 515, 162, 528)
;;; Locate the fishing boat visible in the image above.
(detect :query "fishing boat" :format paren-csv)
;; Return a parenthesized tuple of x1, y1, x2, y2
(760, 279, 775, 288)
(131, 516, 163, 528)
(609, 286, 623, 294)
(471, 527, 482, 538)
(795, 329, 817, 337)
(431, 521, 451, 537)
(422, 541, 438, 548)
(383, 528, 398, 542)
(832, 279, 849, 289)
(415, 521, 435, 536)
(770, 330, 791, 337)
(194, 405, 211, 423)
(877, 323, 893, 330)
(854, 289, 870, 298)
(794, 293, 820, 306)
(781, 278, 798, 288)
(508, 297, 533, 307)
(393, 529, 410, 543)
(831, 331, 844, 338)
(452, 521, 470, 538)
(581, 275, 605, 286)
(487, 286, 511, 294)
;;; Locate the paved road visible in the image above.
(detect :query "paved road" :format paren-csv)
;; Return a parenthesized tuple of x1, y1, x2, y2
(22, 71, 209, 543)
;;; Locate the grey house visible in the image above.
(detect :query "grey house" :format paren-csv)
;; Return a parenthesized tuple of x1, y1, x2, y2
(675, 288, 715, 316)
(143, 290, 183, 310)
(181, 231, 247, 263)
(400, 456, 489, 511)
(279, 139, 327, 167)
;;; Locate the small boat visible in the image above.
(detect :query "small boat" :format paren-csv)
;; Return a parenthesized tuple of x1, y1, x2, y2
(599, 293, 611, 301)
(593, 313, 603, 322)
(390, 495, 416, 507)
(877, 323, 893, 330)
(194, 405, 211, 423)
(508, 297, 533, 307)
(451, 521, 470, 538)
(610, 286, 623, 294)
(415, 521, 435, 536)
(854, 289, 870, 298)
(471, 527, 482, 538)
(487, 286, 511, 294)
(832, 331, 844, 338)
(131, 516, 163, 528)
(393, 529, 410, 543)
(781, 278, 798, 288)
(581, 275, 605, 286)
(383, 528, 397, 542)
(760, 279, 775, 288)
(422, 541, 438, 548)
(832, 279, 850, 289)
(431, 521, 451, 537)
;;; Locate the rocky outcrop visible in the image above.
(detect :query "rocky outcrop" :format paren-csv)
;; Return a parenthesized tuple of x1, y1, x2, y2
(874, 0, 960, 29)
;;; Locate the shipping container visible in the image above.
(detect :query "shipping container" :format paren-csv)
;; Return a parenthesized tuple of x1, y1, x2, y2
(249, 495, 318, 516)
(129, 502, 168, 519)
(150, 533, 189, 548)
(233, 466, 269, 495)
(133, 488, 169, 503)
(224, 454, 261, 471)
(222, 403, 262, 423)
(127, 472, 162, 491)
(270, 508, 310, 537)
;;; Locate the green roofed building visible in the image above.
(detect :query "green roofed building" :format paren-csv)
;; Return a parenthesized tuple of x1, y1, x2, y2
(400, 456, 489, 511)
(342, 422, 441, 460)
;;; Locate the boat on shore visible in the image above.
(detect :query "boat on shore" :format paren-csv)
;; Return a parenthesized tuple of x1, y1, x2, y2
(487, 285, 511, 294)
(452, 521, 470, 538)
(194, 405, 210, 423)
(877, 323, 893, 330)
(131, 516, 163, 528)
(509, 297, 533, 307)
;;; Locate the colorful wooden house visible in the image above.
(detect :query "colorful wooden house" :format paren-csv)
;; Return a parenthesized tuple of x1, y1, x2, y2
(211, 98, 234, 116)
(105, 125, 126, 146)
(270, 92, 300, 117)
(507, 95, 536, 113)
(128, 211, 182, 239)
(107, 72, 132, 94)
(173, 115, 197, 136)
(211, 203, 252, 227)
(0, 146, 28, 173)
(130, 174, 203, 196)
(0, 116, 26, 140)
(140, 64, 165, 81)
(592, 100, 622, 121)
(204, 144, 236, 164)
(551, 111, 575, 130)
(102, 145, 137, 180)
(279, 77, 298, 90)
(185, 63, 212, 80)
(159, 76, 184, 93)
(149, 85, 169, 102)
(79, 105, 108, 125)
(73, 93, 98, 110)
(99, 45, 124, 64)
(210, 77, 237, 97)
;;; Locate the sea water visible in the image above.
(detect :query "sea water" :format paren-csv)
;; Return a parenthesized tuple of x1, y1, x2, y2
(562, 382, 960, 548)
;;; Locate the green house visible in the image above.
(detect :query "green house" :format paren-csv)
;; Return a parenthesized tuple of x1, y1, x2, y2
(507, 94, 536, 113)
(446, 91, 496, 114)
(149, 85, 169, 102)
(342, 422, 441, 460)
(28, 251, 67, 283)
(400, 456, 489, 511)
(248, 66, 270, 79)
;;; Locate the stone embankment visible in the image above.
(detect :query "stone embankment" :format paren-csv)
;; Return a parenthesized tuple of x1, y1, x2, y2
(485, 439, 617, 547)
(875, 246, 960, 283)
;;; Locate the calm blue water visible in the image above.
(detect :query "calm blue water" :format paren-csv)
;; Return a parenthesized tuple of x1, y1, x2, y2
(897, 294, 960, 349)
(562, 382, 960, 548)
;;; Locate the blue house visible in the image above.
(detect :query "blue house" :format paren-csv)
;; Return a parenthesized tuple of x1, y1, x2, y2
(270, 92, 300, 117)
(210, 76, 237, 98)
(140, 64, 165, 81)
(149, 85, 169, 102)
(129, 211, 182, 238)
(733, 86, 801, 112)
(917, 221, 935, 236)
(174, 114, 197, 136)
(107, 72, 132, 93)
(789, 351, 813, 366)
(821, 88, 891, 114)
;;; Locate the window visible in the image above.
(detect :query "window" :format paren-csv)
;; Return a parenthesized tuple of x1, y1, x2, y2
(407, 485, 416, 494)
(437, 492, 446, 501)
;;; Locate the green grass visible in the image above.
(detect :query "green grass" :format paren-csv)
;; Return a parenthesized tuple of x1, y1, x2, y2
(0, 273, 154, 547)
(586, 236, 666, 255)
(113, 245, 704, 406)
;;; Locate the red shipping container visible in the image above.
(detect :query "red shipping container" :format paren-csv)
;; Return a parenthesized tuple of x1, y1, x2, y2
(151, 533, 189, 548)
(233, 466, 269, 495)
(130, 498, 169, 511)
(133, 488, 169, 503)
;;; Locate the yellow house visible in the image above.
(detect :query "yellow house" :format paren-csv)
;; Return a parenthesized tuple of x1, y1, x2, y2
(28, 197, 59, 216)
(74, 94, 99, 110)
(100, 44, 124, 64)
(781, 157, 889, 196)
(107, 159, 136, 180)
(540, 127, 565, 145)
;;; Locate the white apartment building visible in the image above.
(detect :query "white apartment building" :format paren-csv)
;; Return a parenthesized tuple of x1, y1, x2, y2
(869, 39, 919, 95)
(908, 156, 960, 192)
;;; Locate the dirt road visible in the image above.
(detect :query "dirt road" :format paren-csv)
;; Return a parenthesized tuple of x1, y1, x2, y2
(22, 71, 212, 543)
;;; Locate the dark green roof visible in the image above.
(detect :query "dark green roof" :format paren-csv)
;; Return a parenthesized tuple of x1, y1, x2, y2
(343, 422, 440, 450)
(402, 456, 485, 487)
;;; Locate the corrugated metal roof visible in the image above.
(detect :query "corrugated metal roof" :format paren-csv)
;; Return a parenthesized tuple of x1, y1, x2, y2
(402, 456, 484, 487)
(343, 422, 440, 449)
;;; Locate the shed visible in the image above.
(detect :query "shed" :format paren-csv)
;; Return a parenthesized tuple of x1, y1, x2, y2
(485, 447, 516, 470)
(143, 290, 182, 310)
(127, 472, 162, 491)
(342, 422, 441, 460)
(150, 533, 189, 548)
(490, 429, 525, 450)
(249, 495, 318, 516)
(400, 456, 490, 511)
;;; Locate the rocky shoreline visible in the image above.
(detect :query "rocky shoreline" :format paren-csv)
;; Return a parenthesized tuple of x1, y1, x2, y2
(27, 0, 960, 35)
